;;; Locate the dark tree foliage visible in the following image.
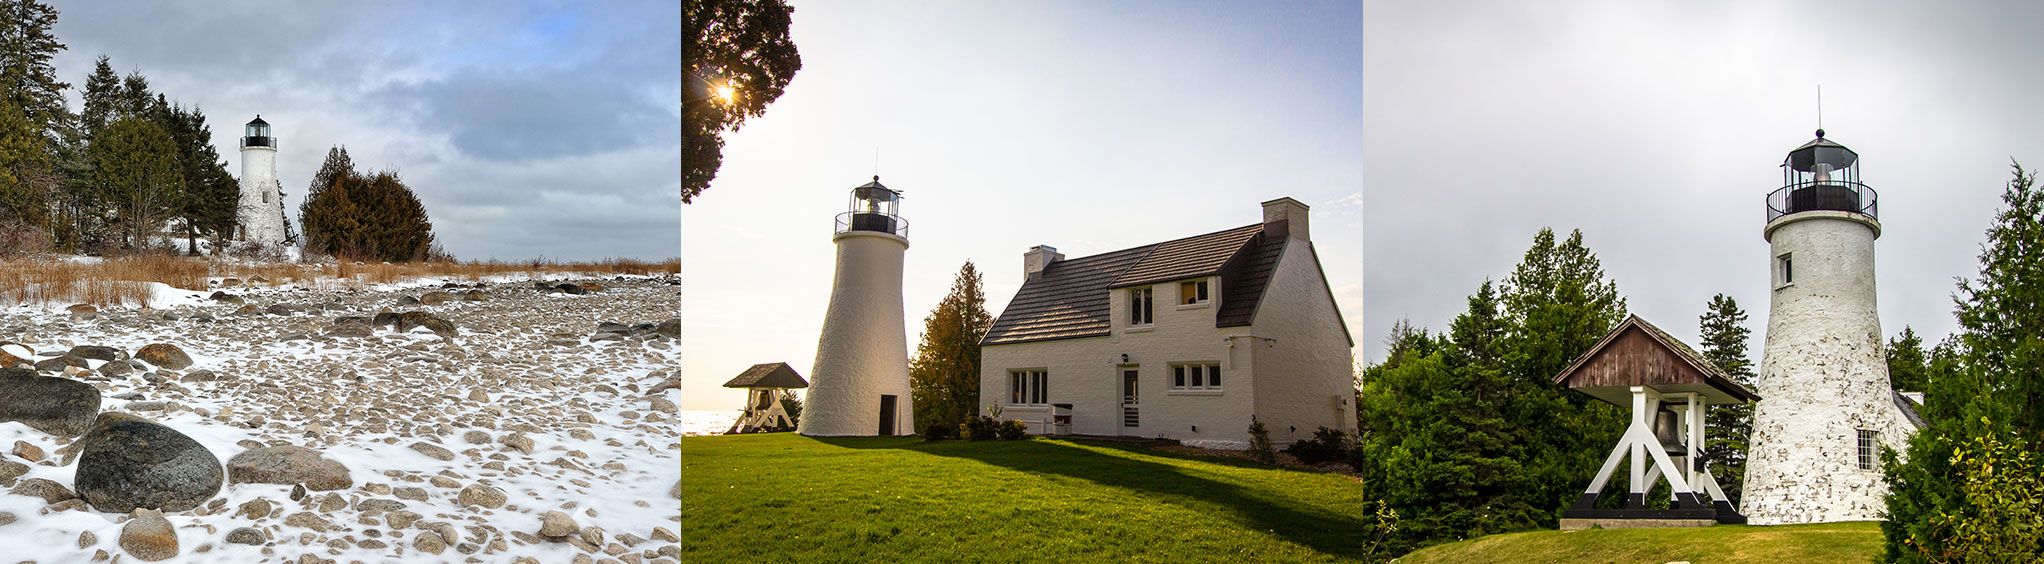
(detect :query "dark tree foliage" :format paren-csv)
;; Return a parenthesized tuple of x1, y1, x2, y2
(301, 168, 438, 262)
(1883, 163, 2044, 563)
(683, 0, 800, 202)
(300, 146, 352, 236)
(1359, 229, 1628, 557)
(909, 261, 994, 436)
(154, 102, 236, 254)
(0, 0, 61, 234)
(87, 116, 180, 250)
(1888, 326, 1930, 394)
(1499, 228, 1628, 516)
(1697, 294, 1755, 506)
(1359, 285, 1547, 556)
(0, 0, 67, 143)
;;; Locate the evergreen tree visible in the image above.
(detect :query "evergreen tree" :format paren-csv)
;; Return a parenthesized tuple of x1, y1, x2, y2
(0, 94, 47, 229)
(157, 103, 235, 254)
(1883, 163, 2044, 562)
(300, 146, 354, 253)
(87, 116, 180, 250)
(300, 169, 436, 262)
(75, 55, 116, 138)
(683, 0, 802, 202)
(908, 261, 993, 436)
(1887, 326, 1930, 394)
(1359, 284, 1547, 556)
(1697, 293, 1755, 506)
(1499, 228, 1627, 516)
(0, 0, 67, 143)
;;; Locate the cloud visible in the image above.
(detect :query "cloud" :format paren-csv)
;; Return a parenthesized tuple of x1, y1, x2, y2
(49, 1, 679, 260)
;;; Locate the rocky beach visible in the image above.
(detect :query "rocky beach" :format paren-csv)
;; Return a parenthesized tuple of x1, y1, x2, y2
(0, 273, 680, 563)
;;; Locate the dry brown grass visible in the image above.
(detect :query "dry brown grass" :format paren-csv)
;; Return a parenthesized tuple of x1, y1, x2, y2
(0, 255, 677, 308)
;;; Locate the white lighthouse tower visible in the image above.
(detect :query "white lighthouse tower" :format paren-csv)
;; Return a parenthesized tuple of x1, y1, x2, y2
(235, 115, 287, 247)
(1741, 130, 1920, 525)
(798, 177, 914, 436)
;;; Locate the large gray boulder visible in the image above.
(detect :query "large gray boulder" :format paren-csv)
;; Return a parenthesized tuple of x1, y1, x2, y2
(74, 414, 223, 513)
(225, 446, 353, 491)
(0, 368, 101, 437)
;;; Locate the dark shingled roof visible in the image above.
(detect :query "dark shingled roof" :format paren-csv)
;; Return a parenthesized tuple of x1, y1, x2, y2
(722, 362, 809, 389)
(1893, 391, 1926, 430)
(983, 223, 1287, 345)
(1217, 223, 1288, 327)
(1109, 224, 1263, 288)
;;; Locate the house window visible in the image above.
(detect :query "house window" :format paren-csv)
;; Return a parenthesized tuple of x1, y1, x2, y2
(1129, 287, 1153, 325)
(1171, 363, 1222, 391)
(1777, 253, 1794, 287)
(1009, 369, 1048, 405)
(1856, 429, 1877, 470)
(1179, 279, 1210, 305)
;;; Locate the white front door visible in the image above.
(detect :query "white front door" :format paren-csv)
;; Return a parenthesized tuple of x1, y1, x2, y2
(1121, 368, 1140, 431)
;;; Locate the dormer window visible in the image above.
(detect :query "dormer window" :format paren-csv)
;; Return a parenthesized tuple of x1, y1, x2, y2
(1179, 279, 1210, 305)
(1128, 287, 1153, 325)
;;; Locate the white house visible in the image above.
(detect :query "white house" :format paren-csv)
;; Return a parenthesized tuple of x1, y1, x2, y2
(978, 197, 1356, 449)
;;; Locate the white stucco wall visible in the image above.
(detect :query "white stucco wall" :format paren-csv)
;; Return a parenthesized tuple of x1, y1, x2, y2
(981, 275, 1260, 446)
(1248, 243, 1358, 445)
(1743, 212, 1915, 525)
(800, 231, 915, 436)
(237, 145, 286, 246)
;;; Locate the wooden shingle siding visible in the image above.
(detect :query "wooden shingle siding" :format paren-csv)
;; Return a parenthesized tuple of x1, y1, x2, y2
(1567, 328, 1710, 389)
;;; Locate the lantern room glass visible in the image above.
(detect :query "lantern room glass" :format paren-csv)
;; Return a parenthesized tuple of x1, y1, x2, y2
(850, 185, 899, 217)
(246, 122, 270, 139)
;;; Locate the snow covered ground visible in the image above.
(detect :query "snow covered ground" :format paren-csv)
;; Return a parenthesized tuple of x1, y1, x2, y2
(0, 273, 680, 562)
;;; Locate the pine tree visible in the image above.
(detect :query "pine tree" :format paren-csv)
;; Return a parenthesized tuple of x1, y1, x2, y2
(300, 146, 354, 253)
(908, 261, 993, 436)
(0, 0, 67, 143)
(87, 116, 180, 250)
(1499, 228, 1628, 516)
(1697, 293, 1755, 506)
(1887, 326, 1930, 394)
(0, 94, 47, 229)
(684, 0, 802, 202)
(300, 168, 436, 262)
(1883, 163, 2044, 562)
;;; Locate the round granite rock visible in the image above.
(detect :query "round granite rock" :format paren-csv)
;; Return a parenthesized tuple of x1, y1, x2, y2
(0, 368, 102, 437)
(75, 417, 223, 513)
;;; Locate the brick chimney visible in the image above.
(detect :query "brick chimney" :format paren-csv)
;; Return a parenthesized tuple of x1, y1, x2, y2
(1261, 197, 1310, 241)
(1023, 245, 1064, 279)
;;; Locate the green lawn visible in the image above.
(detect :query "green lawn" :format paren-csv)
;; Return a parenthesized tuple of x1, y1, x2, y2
(681, 433, 1370, 562)
(1398, 521, 1884, 563)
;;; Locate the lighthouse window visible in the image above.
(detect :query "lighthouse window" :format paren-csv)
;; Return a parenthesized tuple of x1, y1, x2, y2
(1777, 253, 1794, 287)
(1129, 287, 1153, 326)
(1856, 429, 1877, 470)
(1009, 369, 1047, 405)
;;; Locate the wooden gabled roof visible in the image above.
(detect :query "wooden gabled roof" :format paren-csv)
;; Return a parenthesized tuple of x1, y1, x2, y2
(1551, 315, 1761, 406)
(722, 362, 809, 389)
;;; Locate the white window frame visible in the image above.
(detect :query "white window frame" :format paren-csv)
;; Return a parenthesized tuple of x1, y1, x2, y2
(1128, 287, 1153, 326)
(1169, 362, 1222, 392)
(1009, 369, 1048, 406)
(1776, 253, 1794, 289)
(1856, 428, 1877, 471)
(1179, 279, 1211, 306)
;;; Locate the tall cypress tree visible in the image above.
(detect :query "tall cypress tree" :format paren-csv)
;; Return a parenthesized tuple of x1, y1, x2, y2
(1697, 293, 1755, 506)
(908, 261, 993, 435)
(300, 146, 353, 253)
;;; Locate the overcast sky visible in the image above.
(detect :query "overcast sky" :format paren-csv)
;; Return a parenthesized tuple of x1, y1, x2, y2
(51, 1, 679, 261)
(682, 0, 1363, 410)
(1364, 1, 2044, 364)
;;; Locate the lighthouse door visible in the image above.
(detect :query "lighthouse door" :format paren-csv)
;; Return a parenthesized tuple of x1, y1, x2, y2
(878, 395, 897, 435)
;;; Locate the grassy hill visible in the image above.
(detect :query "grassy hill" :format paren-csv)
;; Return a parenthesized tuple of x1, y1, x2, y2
(1398, 521, 1884, 563)
(680, 434, 1370, 561)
